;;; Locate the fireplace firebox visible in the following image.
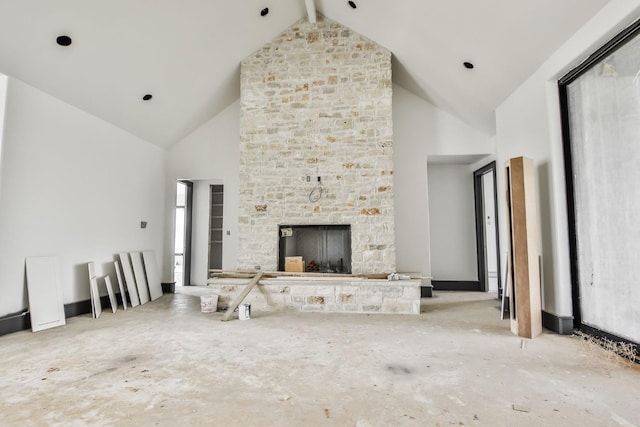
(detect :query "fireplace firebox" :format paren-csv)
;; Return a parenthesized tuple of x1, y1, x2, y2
(278, 225, 351, 274)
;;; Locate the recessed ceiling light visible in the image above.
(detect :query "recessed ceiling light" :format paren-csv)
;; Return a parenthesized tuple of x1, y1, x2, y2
(348, 1, 357, 9)
(142, 94, 153, 101)
(463, 62, 474, 69)
(56, 35, 72, 46)
(260, 7, 269, 17)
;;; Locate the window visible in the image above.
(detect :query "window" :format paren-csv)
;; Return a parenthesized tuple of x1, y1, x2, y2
(559, 19, 640, 347)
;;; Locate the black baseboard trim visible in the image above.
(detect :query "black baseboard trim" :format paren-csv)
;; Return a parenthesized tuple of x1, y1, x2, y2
(1, 295, 121, 337)
(420, 287, 433, 298)
(580, 324, 640, 360)
(161, 282, 176, 294)
(542, 311, 574, 335)
(64, 299, 93, 318)
(0, 310, 31, 337)
(431, 280, 481, 291)
(65, 295, 118, 318)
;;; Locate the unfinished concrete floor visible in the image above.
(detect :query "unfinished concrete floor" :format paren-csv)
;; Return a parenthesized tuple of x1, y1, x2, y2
(1, 290, 639, 426)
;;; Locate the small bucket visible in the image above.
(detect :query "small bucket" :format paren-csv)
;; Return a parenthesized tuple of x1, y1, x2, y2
(238, 303, 251, 320)
(200, 294, 218, 313)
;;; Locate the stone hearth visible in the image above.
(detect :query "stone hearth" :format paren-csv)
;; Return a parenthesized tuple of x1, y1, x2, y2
(207, 277, 421, 315)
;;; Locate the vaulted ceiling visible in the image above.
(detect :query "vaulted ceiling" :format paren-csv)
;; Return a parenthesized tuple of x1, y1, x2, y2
(0, 0, 609, 148)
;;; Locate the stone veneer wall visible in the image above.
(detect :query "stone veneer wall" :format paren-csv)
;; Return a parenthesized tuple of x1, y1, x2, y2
(239, 16, 395, 274)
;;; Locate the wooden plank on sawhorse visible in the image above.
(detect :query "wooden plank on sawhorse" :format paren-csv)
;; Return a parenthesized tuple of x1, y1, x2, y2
(221, 271, 264, 322)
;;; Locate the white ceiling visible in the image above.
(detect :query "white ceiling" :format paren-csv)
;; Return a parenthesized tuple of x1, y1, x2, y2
(0, 0, 609, 148)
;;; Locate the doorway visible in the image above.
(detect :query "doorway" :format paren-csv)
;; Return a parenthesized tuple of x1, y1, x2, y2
(473, 161, 501, 296)
(174, 180, 193, 287)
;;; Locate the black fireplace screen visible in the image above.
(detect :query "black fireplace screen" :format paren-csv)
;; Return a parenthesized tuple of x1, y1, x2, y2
(278, 224, 351, 273)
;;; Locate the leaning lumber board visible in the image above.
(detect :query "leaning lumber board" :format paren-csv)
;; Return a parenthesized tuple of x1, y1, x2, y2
(221, 271, 264, 322)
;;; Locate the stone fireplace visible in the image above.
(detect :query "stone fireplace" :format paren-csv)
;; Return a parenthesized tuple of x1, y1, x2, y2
(238, 16, 396, 274)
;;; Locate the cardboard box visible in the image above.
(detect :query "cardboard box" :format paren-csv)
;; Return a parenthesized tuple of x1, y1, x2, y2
(285, 256, 305, 272)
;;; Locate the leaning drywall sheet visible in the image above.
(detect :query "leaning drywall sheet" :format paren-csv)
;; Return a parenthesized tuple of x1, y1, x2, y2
(25, 256, 66, 332)
(87, 262, 98, 318)
(114, 260, 127, 310)
(87, 261, 96, 280)
(105, 276, 117, 314)
(90, 275, 102, 319)
(89, 278, 95, 318)
(130, 252, 150, 305)
(119, 253, 140, 307)
(142, 250, 163, 301)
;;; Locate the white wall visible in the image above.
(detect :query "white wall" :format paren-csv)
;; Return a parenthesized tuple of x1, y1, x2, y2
(0, 73, 7, 199)
(427, 164, 478, 280)
(393, 84, 494, 277)
(165, 100, 240, 281)
(495, 0, 640, 316)
(0, 78, 165, 317)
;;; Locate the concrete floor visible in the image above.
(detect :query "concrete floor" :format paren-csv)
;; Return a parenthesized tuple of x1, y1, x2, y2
(1, 290, 639, 426)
